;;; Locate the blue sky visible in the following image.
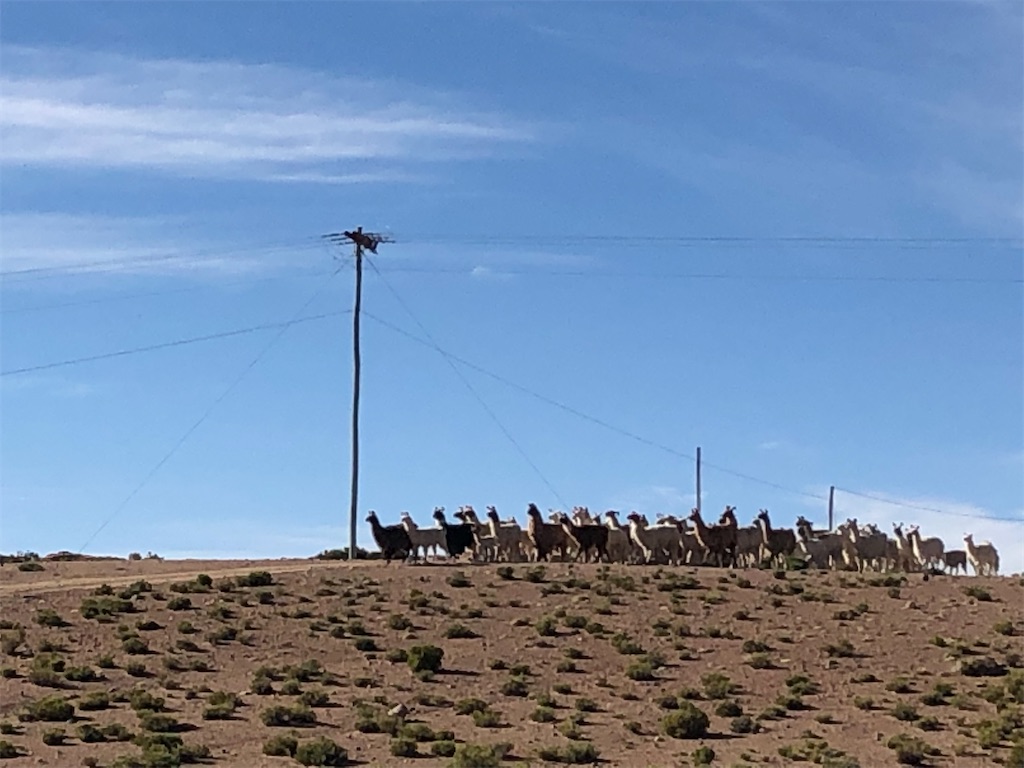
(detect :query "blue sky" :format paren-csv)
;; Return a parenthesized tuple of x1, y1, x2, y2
(2, 2, 1022, 571)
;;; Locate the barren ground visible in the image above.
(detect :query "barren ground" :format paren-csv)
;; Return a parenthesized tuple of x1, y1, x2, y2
(0, 557, 1021, 767)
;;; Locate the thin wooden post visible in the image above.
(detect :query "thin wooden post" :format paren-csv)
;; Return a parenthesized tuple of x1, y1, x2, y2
(827, 485, 835, 531)
(696, 446, 702, 514)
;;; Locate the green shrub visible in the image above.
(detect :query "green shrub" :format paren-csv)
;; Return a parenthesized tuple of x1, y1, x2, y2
(537, 741, 601, 764)
(236, 571, 274, 588)
(261, 704, 316, 727)
(407, 644, 444, 673)
(41, 727, 66, 746)
(387, 614, 413, 631)
(79, 691, 110, 711)
(886, 733, 932, 765)
(293, 736, 348, 766)
(661, 702, 710, 739)
(390, 737, 418, 757)
(431, 740, 457, 757)
(446, 623, 479, 639)
(451, 743, 503, 768)
(23, 696, 74, 722)
(263, 733, 298, 757)
(471, 708, 501, 728)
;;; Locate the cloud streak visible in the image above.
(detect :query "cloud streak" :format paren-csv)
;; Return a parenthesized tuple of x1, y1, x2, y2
(0, 46, 536, 182)
(0, 212, 328, 279)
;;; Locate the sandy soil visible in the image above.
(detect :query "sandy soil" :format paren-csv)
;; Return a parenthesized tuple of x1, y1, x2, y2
(0, 557, 1021, 767)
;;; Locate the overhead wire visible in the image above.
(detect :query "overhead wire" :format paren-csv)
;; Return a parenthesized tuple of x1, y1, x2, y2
(0, 267, 345, 315)
(370, 266, 1022, 284)
(361, 309, 1022, 524)
(0, 237, 329, 282)
(75, 264, 348, 553)
(1, 310, 352, 376)
(363, 253, 570, 510)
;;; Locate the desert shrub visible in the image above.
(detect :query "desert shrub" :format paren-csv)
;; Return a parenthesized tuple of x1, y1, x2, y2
(962, 585, 993, 602)
(17, 561, 43, 572)
(454, 698, 489, 716)
(35, 609, 66, 628)
(701, 672, 737, 699)
(886, 733, 933, 765)
(42, 727, 66, 746)
(451, 743, 503, 768)
(236, 571, 274, 588)
(138, 711, 180, 732)
(446, 623, 479, 639)
(537, 741, 600, 763)
(730, 715, 759, 734)
(390, 737, 418, 757)
(129, 689, 165, 712)
(79, 691, 111, 711)
(407, 645, 444, 673)
(80, 595, 134, 620)
(472, 708, 501, 728)
(387, 614, 413, 631)
(715, 700, 743, 717)
(300, 689, 330, 708)
(263, 733, 298, 757)
(261, 704, 316, 727)
(824, 639, 856, 658)
(22, 696, 74, 722)
(500, 677, 529, 697)
(893, 702, 920, 722)
(0, 741, 19, 758)
(692, 746, 715, 766)
(431, 740, 458, 757)
(294, 736, 348, 766)
(661, 702, 710, 739)
(64, 665, 101, 683)
(960, 657, 1007, 677)
(353, 638, 378, 653)
(625, 659, 656, 681)
(783, 675, 819, 696)
(610, 632, 643, 655)
(78, 723, 106, 743)
(166, 596, 192, 611)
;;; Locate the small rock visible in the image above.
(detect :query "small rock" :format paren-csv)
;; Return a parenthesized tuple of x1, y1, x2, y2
(388, 703, 409, 717)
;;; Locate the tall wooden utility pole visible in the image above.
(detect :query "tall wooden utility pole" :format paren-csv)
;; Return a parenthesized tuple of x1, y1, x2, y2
(322, 227, 392, 560)
(827, 485, 835, 532)
(695, 446, 702, 514)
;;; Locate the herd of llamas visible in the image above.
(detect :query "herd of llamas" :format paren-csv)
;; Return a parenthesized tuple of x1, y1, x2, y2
(365, 503, 1001, 575)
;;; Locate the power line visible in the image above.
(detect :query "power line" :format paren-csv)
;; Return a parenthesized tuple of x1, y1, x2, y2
(0, 268, 344, 315)
(362, 310, 1021, 524)
(835, 488, 1023, 523)
(370, 266, 1022, 285)
(1, 311, 351, 377)
(0, 238, 328, 282)
(76, 265, 347, 554)
(363, 254, 569, 510)
(398, 234, 1022, 246)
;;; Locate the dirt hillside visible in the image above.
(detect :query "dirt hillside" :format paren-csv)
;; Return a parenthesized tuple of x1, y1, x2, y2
(0, 558, 1021, 767)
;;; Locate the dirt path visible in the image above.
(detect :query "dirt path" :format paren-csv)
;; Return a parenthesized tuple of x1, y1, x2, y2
(0, 560, 366, 597)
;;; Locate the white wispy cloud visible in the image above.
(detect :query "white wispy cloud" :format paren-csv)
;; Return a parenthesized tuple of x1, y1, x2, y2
(522, 6, 1022, 237)
(0, 212, 330, 278)
(0, 45, 536, 182)
(808, 490, 1024, 575)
